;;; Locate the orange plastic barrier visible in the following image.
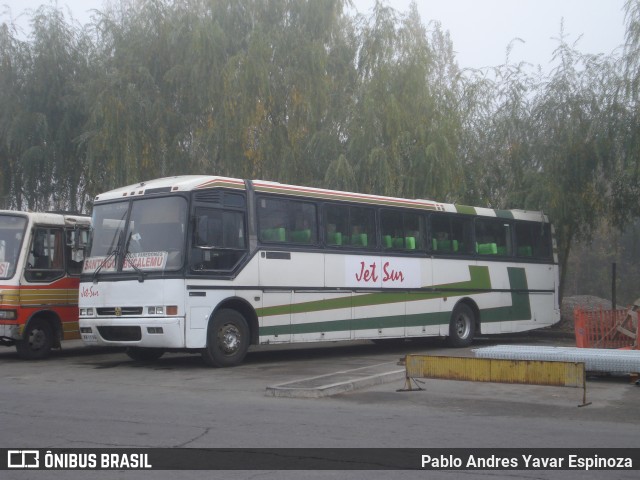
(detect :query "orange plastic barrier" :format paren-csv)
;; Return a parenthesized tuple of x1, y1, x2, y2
(574, 305, 639, 350)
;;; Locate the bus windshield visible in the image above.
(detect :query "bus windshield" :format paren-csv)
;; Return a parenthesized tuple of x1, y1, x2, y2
(84, 196, 187, 274)
(0, 215, 27, 279)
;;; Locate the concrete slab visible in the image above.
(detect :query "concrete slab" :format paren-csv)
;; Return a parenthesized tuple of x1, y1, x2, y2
(266, 361, 405, 398)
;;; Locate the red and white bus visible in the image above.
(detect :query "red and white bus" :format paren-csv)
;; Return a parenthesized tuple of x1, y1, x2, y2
(79, 176, 560, 366)
(0, 211, 91, 359)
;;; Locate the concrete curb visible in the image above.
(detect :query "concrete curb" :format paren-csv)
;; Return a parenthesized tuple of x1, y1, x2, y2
(266, 362, 406, 398)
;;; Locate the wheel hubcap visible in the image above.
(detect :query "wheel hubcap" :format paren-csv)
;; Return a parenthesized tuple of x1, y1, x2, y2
(29, 328, 46, 350)
(455, 315, 470, 339)
(218, 324, 241, 355)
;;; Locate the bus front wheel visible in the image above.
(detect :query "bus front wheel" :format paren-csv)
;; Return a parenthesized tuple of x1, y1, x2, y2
(446, 303, 476, 348)
(202, 309, 249, 367)
(16, 319, 53, 360)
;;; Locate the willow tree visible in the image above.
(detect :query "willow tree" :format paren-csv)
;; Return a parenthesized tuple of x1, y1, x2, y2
(0, 19, 26, 208)
(0, 6, 91, 211)
(530, 28, 624, 300)
(343, 1, 464, 200)
(30, 6, 94, 211)
(616, 0, 640, 226)
(83, 0, 181, 194)
(460, 40, 540, 209)
(219, 0, 353, 184)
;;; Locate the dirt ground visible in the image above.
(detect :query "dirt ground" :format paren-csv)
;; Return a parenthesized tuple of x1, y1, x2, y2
(556, 295, 612, 330)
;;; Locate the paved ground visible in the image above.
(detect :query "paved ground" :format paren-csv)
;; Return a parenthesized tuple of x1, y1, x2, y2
(1, 330, 639, 480)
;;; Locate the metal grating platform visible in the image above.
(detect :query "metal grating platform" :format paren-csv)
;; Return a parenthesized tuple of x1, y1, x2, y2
(473, 345, 640, 374)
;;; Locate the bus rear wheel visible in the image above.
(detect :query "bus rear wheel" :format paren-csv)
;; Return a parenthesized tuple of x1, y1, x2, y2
(446, 303, 476, 348)
(202, 309, 249, 367)
(16, 319, 53, 360)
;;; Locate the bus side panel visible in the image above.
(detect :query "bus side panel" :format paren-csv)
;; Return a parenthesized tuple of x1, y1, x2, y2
(185, 288, 263, 348)
(291, 291, 351, 342)
(431, 259, 482, 336)
(347, 255, 423, 340)
(19, 277, 82, 340)
(259, 291, 291, 344)
(259, 251, 322, 288)
(476, 262, 518, 334)
(257, 251, 325, 344)
(405, 257, 440, 337)
(474, 262, 558, 334)
(186, 289, 228, 348)
(352, 291, 405, 339)
(504, 262, 560, 332)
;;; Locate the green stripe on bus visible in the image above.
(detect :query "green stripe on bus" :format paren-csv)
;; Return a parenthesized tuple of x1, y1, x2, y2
(494, 209, 514, 219)
(256, 265, 492, 318)
(454, 205, 476, 215)
(260, 312, 448, 337)
(258, 267, 532, 336)
(481, 267, 531, 323)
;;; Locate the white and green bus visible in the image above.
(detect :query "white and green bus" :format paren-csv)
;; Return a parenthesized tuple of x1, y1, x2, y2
(79, 175, 560, 367)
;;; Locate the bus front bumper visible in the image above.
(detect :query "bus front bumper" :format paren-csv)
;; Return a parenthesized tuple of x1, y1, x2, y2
(0, 324, 20, 345)
(79, 317, 185, 349)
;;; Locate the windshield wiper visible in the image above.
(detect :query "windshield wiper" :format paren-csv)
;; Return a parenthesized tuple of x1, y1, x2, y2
(92, 231, 122, 284)
(123, 232, 145, 283)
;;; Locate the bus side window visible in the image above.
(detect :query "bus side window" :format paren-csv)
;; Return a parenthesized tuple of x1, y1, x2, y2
(475, 218, 512, 256)
(324, 205, 348, 247)
(430, 215, 473, 254)
(515, 221, 552, 259)
(191, 208, 246, 272)
(348, 206, 376, 248)
(381, 210, 423, 251)
(258, 196, 317, 245)
(25, 228, 65, 282)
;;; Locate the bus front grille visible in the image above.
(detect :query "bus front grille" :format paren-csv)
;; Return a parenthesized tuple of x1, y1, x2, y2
(96, 307, 143, 316)
(97, 326, 142, 341)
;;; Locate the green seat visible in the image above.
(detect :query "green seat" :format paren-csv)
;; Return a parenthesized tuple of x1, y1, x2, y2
(477, 242, 497, 255)
(327, 232, 343, 246)
(261, 227, 286, 242)
(351, 233, 368, 247)
(434, 239, 458, 252)
(405, 236, 416, 250)
(517, 246, 533, 257)
(291, 229, 311, 243)
(383, 235, 393, 248)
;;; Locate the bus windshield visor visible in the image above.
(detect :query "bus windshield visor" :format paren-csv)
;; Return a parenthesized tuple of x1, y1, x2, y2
(0, 215, 27, 279)
(84, 196, 187, 273)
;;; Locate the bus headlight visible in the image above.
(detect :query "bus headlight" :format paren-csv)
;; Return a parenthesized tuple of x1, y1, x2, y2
(0, 309, 17, 320)
(80, 308, 95, 317)
(148, 306, 178, 315)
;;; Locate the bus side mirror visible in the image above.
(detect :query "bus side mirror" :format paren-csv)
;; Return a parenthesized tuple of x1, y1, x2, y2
(67, 228, 90, 250)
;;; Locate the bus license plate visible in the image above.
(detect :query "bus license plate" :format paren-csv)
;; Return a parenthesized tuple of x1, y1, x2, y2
(82, 333, 98, 343)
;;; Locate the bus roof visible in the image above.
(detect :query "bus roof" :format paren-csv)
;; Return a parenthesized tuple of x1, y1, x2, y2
(93, 175, 549, 223)
(0, 210, 90, 227)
